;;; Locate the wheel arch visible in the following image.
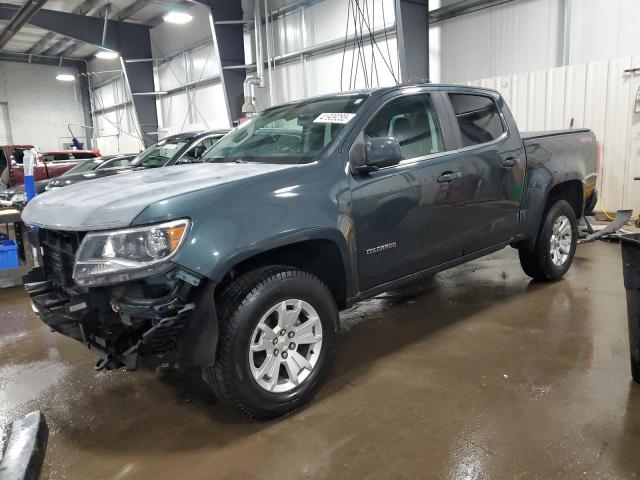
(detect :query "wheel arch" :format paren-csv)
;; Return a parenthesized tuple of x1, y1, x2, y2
(212, 230, 353, 310)
(516, 177, 584, 249)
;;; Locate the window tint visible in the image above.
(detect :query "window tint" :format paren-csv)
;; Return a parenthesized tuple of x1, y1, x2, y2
(73, 152, 96, 159)
(44, 153, 71, 161)
(364, 93, 444, 161)
(449, 93, 505, 147)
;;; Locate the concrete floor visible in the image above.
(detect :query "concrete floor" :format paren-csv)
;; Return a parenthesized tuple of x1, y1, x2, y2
(1, 240, 638, 479)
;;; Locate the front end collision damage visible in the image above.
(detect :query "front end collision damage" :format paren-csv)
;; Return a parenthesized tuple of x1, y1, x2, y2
(24, 265, 219, 370)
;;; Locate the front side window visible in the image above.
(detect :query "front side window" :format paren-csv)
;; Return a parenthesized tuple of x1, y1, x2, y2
(202, 95, 368, 165)
(364, 93, 444, 161)
(130, 139, 189, 168)
(449, 93, 505, 147)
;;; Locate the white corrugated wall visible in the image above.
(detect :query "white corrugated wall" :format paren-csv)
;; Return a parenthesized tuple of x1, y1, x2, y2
(467, 55, 640, 213)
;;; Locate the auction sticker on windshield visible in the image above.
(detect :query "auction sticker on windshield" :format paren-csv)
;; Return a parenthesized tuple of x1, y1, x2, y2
(314, 113, 357, 124)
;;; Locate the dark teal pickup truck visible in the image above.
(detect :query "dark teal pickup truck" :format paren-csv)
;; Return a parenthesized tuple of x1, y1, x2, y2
(22, 84, 598, 419)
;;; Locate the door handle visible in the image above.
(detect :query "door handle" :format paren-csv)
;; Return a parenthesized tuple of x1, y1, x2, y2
(436, 171, 462, 183)
(502, 157, 519, 168)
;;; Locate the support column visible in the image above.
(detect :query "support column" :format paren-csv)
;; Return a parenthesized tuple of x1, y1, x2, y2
(200, 0, 246, 125)
(395, 0, 429, 82)
(77, 62, 95, 148)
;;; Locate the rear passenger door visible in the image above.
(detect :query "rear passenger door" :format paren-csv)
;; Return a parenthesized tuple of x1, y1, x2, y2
(350, 89, 467, 292)
(445, 91, 526, 254)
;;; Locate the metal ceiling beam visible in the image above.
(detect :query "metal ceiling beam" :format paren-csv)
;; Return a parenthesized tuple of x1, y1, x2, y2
(0, 3, 150, 55)
(41, 3, 111, 56)
(0, 0, 48, 50)
(28, 0, 104, 54)
(428, 0, 517, 24)
(58, 0, 154, 58)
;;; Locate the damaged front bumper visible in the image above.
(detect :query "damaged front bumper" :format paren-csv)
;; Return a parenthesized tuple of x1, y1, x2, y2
(24, 266, 205, 370)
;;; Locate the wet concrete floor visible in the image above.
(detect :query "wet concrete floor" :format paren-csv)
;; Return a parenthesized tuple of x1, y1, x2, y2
(1, 240, 638, 479)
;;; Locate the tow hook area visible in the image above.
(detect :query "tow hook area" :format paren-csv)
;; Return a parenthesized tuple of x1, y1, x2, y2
(108, 303, 196, 371)
(95, 281, 199, 371)
(27, 267, 204, 372)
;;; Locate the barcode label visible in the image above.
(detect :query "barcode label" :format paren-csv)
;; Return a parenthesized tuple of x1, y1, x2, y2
(313, 113, 357, 124)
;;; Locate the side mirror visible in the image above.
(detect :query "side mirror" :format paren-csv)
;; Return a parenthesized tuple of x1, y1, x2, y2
(177, 155, 198, 165)
(361, 137, 402, 172)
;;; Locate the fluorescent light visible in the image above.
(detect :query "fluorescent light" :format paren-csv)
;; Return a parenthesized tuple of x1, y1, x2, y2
(96, 50, 119, 60)
(56, 74, 75, 81)
(163, 11, 192, 24)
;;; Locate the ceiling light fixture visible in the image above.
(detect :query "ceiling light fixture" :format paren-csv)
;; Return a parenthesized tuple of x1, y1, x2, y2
(56, 74, 75, 82)
(163, 11, 193, 24)
(96, 50, 120, 60)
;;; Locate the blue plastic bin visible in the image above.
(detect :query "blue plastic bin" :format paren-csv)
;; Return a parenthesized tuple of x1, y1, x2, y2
(0, 239, 20, 270)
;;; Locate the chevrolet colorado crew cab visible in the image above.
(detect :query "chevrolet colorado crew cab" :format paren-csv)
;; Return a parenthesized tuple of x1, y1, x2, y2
(22, 84, 598, 419)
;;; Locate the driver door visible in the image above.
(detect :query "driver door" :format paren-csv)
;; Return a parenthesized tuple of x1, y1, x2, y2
(350, 90, 468, 292)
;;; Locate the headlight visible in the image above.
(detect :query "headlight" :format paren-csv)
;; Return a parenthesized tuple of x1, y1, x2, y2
(73, 219, 190, 286)
(11, 193, 26, 205)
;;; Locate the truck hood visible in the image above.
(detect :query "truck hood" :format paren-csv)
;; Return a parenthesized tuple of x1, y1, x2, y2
(46, 166, 138, 188)
(22, 162, 295, 231)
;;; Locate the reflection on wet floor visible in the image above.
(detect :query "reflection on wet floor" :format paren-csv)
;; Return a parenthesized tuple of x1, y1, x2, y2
(1, 241, 639, 479)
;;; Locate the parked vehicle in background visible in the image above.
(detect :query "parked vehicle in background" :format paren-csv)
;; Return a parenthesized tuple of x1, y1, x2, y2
(22, 84, 598, 419)
(0, 146, 102, 188)
(32, 130, 230, 191)
(127, 129, 230, 168)
(41, 150, 101, 162)
(0, 144, 35, 188)
(0, 154, 136, 208)
(45, 154, 136, 190)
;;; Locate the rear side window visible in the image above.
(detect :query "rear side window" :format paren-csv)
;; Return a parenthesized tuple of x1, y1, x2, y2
(73, 152, 96, 159)
(449, 93, 505, 147)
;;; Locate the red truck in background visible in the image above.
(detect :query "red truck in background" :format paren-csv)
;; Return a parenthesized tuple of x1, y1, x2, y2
(0, 145, 100, 188)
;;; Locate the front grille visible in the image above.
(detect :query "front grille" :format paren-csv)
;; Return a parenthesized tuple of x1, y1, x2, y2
(39, 229, 84, 287)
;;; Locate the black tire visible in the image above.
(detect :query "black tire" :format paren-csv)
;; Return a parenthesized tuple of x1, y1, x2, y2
(518, 200, 578, 281)
(203, 266, 338, 419)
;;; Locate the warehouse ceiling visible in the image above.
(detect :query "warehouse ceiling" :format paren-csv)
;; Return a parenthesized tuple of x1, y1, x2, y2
(0, 0, 190, 59)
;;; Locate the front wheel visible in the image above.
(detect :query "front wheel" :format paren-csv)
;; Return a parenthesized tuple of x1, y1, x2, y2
(203, 266, 338, 419)
(518, 199, 578, 281)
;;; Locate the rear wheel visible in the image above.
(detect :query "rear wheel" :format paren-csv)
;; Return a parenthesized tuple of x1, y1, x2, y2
(203, 266, 338, 419)
(519, 200, 578, 281)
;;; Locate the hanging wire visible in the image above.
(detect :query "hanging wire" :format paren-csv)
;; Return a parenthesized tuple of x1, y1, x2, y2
(379, 0, 397, 83)
(339, 0, 352, 91)
(179, 43, 214, 133)
(354, 0, 398, 84)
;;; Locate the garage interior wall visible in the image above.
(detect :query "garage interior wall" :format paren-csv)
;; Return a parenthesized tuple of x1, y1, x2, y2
(249, 0, 399, 108)
(430, 0, 640, 213)
(149, 0, 399, 135)
(87, 56, 144, 155)
(151, 3, 230, 136)
(0, 61, 86, 151)
(429, 0, 640, 83)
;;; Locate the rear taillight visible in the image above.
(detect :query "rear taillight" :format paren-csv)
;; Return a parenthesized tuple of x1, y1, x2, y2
(595, 142, 602, 176)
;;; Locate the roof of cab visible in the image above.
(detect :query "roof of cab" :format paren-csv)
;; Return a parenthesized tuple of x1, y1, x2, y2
(164, 129, 231, 142)
(261, 83, 501, 111)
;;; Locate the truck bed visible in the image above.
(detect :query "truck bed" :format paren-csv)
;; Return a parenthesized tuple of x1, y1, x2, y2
(520, 128, 591, 140)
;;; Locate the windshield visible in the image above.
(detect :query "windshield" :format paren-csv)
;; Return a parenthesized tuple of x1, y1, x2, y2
(202, 94, 368, 164)
(61, 159, 102, 176)
(129, 139, 189, 168)
(97, 156, 133, 170)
